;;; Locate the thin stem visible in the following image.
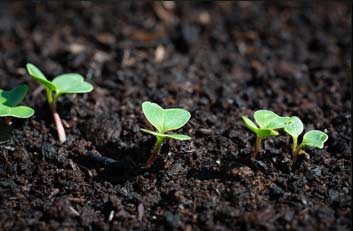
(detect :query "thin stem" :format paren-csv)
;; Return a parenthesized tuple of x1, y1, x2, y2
(4, 116, 12, 126)
(292, 143, 304, 163)
(53, 111, 66, 143)
(251, 136, 262, 160)
(47, 90, 66, 143)
(145, 136, 164, 169)
(46, 89, 53, 109)
(291, 136, 298, 153)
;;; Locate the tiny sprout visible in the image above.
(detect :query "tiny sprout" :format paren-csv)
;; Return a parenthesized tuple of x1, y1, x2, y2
(0, 84, 34, 126)
(26, 63, 93, 143)
(242, 110, 288, 159)
(284, 116, 328, 162)
(141, 101, 191, 169)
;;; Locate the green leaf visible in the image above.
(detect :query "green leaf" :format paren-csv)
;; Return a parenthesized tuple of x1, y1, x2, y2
(0, 104, 34, 118)
(256, 128, 279, 137)
(52, 74, 94, 95)
(163, 108, 191, 132)
(142, 102, 165, 132)
(0, 84, 28, 107)
(301, 130, 328, 149)
(254, 110, 288, 129)
(142, 101, 191, 135)
(140, 128, 191, 140)
(242, 116, 258, 133)
(26, 63, 56, 91)
(142, 102, 191, 133)
(242, 114, 279, 138)
(284, 116, 304, 139)
(164, 133, 191, 140)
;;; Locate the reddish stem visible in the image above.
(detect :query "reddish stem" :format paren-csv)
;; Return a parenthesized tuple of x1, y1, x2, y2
(251, 136, 262, 160)
(53, 111, 66, 143)
(145, 137, 164, 169)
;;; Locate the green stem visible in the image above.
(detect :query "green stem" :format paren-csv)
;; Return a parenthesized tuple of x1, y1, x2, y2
(293, 143, 304, 162)
(46, 89, 53, 109)
(251, 136, 262, 159)
(145, 136, 164, 169)
(291, 136, 298, 154)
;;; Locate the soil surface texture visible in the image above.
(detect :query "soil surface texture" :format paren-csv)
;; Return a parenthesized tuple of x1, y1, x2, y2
(0, 1, 351, 231)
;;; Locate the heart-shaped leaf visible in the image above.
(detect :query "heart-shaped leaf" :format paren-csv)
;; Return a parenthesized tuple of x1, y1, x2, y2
(53, 74, 94, 95)
(302, 130, 328, 149)
(142, 101, 191, 133)
(26, 63, 56, 91)
(0, 84, 28, 107)
(254, 110, 288, 129)
(0, 104, 34, 118)
(141, 101, 191, 139)
(284, 116, 304, 139)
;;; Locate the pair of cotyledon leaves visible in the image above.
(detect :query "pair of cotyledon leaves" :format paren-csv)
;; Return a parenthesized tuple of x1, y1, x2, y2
(0, 85, 34, 118)
(141, 102, 191, 140)
(242, 110, 328, 149)
(1, 64, 93, 119)
(26, 63, 93, 98)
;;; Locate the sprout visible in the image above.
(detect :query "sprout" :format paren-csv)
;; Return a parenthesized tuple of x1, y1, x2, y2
(141, 101, 191, 169)
(242, 110, 288, 159)
(284, 116, 328, 161)
(26, 63, 93, 143)
(0, 84, 34, 126)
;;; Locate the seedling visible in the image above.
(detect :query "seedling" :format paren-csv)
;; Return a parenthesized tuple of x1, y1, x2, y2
(0, 84, 34, 125)
(141, 101, 191, 169)
(26, 63, 93, 143)
(284, 116, 328, 162)
(242, 110, 288, 159)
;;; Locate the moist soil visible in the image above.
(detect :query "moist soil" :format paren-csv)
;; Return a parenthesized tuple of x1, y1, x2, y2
(0, 1, 351, 231)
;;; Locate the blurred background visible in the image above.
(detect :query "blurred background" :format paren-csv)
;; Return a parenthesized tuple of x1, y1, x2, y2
(0, 1, 351, 230)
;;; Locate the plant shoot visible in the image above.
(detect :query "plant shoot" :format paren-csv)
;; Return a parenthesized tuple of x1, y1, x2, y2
(242, 110, 288, 159)
(284, 116, 328, 161)
(141, 101, 191, 169)
(26, 63, 93, 143)
(0, 84, 34, 126)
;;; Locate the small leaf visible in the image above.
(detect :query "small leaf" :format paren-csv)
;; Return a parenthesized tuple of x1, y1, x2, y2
(142, 102, 165, 132)
(164, 133, 191, 140)
(26, 63, 56, 91)
(0, 84, 28, 107)
(242, 116, 258, 133)
(254, 110, 287, 129)
(302, 130, 328, 149)
(140, 128, 191, 140)
(141, 128, 163, 138)
(163, 108, 191, 132)
(256, 128, 279, 137)
(52, 74, 94, 95)
(0, 104, 34, 118)
(284, 116, 304, 139)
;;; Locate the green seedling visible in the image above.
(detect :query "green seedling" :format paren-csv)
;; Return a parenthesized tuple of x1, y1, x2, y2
(141, 101, 191, 169)
(284, 116, 328, 162)
(0, 84, 34, 126)
(242, 110, 288, 159)
(26, 63, 93, 143)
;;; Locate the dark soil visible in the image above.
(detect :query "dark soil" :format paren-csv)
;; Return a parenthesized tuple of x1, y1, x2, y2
(0, 1, 351, 230)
